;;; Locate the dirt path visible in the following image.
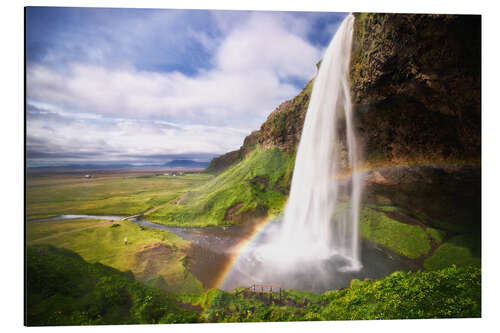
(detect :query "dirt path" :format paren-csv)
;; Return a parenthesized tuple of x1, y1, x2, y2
(141, 194, 185, 216)
(143, 201, 173, 215)
(28, 220, 114, 244)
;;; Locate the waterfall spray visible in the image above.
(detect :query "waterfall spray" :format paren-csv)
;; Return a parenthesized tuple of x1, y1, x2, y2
(223, 14, 364, 291)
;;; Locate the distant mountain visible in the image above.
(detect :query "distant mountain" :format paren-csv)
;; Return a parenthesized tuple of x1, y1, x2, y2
(28, 160, 210, 170)
(163, 159, 209, 168)
(28, 163, 138, 170)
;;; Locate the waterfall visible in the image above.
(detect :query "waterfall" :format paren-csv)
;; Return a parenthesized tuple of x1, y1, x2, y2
(223, 14, 363, 291)
(275, 13, 362, 270)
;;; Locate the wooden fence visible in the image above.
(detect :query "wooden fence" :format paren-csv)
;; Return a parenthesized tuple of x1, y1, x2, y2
(240, 283, 283, 302)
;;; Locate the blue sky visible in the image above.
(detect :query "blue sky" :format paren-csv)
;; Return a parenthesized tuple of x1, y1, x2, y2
(26, 7, 347, 166)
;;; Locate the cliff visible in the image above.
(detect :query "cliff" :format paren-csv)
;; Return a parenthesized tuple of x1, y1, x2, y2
(350, 13, 481, 166)
(199, 14, 482, 264)
(208, 13, 481, 172)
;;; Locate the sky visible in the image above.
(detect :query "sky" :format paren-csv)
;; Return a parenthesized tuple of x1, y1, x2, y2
(26, 7, 347, 167)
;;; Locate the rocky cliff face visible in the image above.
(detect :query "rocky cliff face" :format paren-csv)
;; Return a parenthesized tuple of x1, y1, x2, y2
(350, 13, 481, 167)
(209, 13, 481, 173)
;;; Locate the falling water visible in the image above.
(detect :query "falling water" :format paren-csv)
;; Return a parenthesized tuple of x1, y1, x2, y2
(278, 13, 362, 270)
(223, 14, 366, 291)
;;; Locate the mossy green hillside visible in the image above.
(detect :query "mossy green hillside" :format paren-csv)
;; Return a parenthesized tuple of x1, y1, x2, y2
(426, 227, 446, 243)
(148, 146, 295, 227)
(360, 207, 431, 259)
(27, 219, 203, 294)
(424, 235, 481, 271)
(359, 204, 481, 272)
(26, 245, 201, 326)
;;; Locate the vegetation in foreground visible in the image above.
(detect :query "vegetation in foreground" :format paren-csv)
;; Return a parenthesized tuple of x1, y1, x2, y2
(27, 219, 203, 294)
(198, 265, 480, 322)
(27, 244, 480, 325)
(26, 245, 201, 326)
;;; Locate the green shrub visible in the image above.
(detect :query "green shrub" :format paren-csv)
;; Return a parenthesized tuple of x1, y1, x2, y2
(319, 266, 481, 320)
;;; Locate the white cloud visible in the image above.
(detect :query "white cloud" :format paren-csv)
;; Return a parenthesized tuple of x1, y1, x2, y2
(27, 11, 325, 161)
(27, 108, 247, 161)
(215, 13, 321, 80)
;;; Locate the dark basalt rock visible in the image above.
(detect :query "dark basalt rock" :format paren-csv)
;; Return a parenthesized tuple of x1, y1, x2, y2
(350, 13, 481, 165)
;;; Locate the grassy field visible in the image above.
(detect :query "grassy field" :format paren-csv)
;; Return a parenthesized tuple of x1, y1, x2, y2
(27, 171, 213, 220)
(27, 218, 203, 294)
(26, 148, 294, 228)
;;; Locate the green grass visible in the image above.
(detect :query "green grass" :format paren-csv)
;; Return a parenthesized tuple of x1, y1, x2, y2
(360, 207, 432, 258)
(147, 146, 295, 227)
(27, 219, 105, 243)
(27, 219, 203, 294)
(26, 245, 201, 326)
(26, 172, 213, 220)
(424, 235, 481, 270)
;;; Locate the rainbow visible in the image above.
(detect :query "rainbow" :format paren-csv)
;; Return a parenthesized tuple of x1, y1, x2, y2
(213, 215, 275, 289)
